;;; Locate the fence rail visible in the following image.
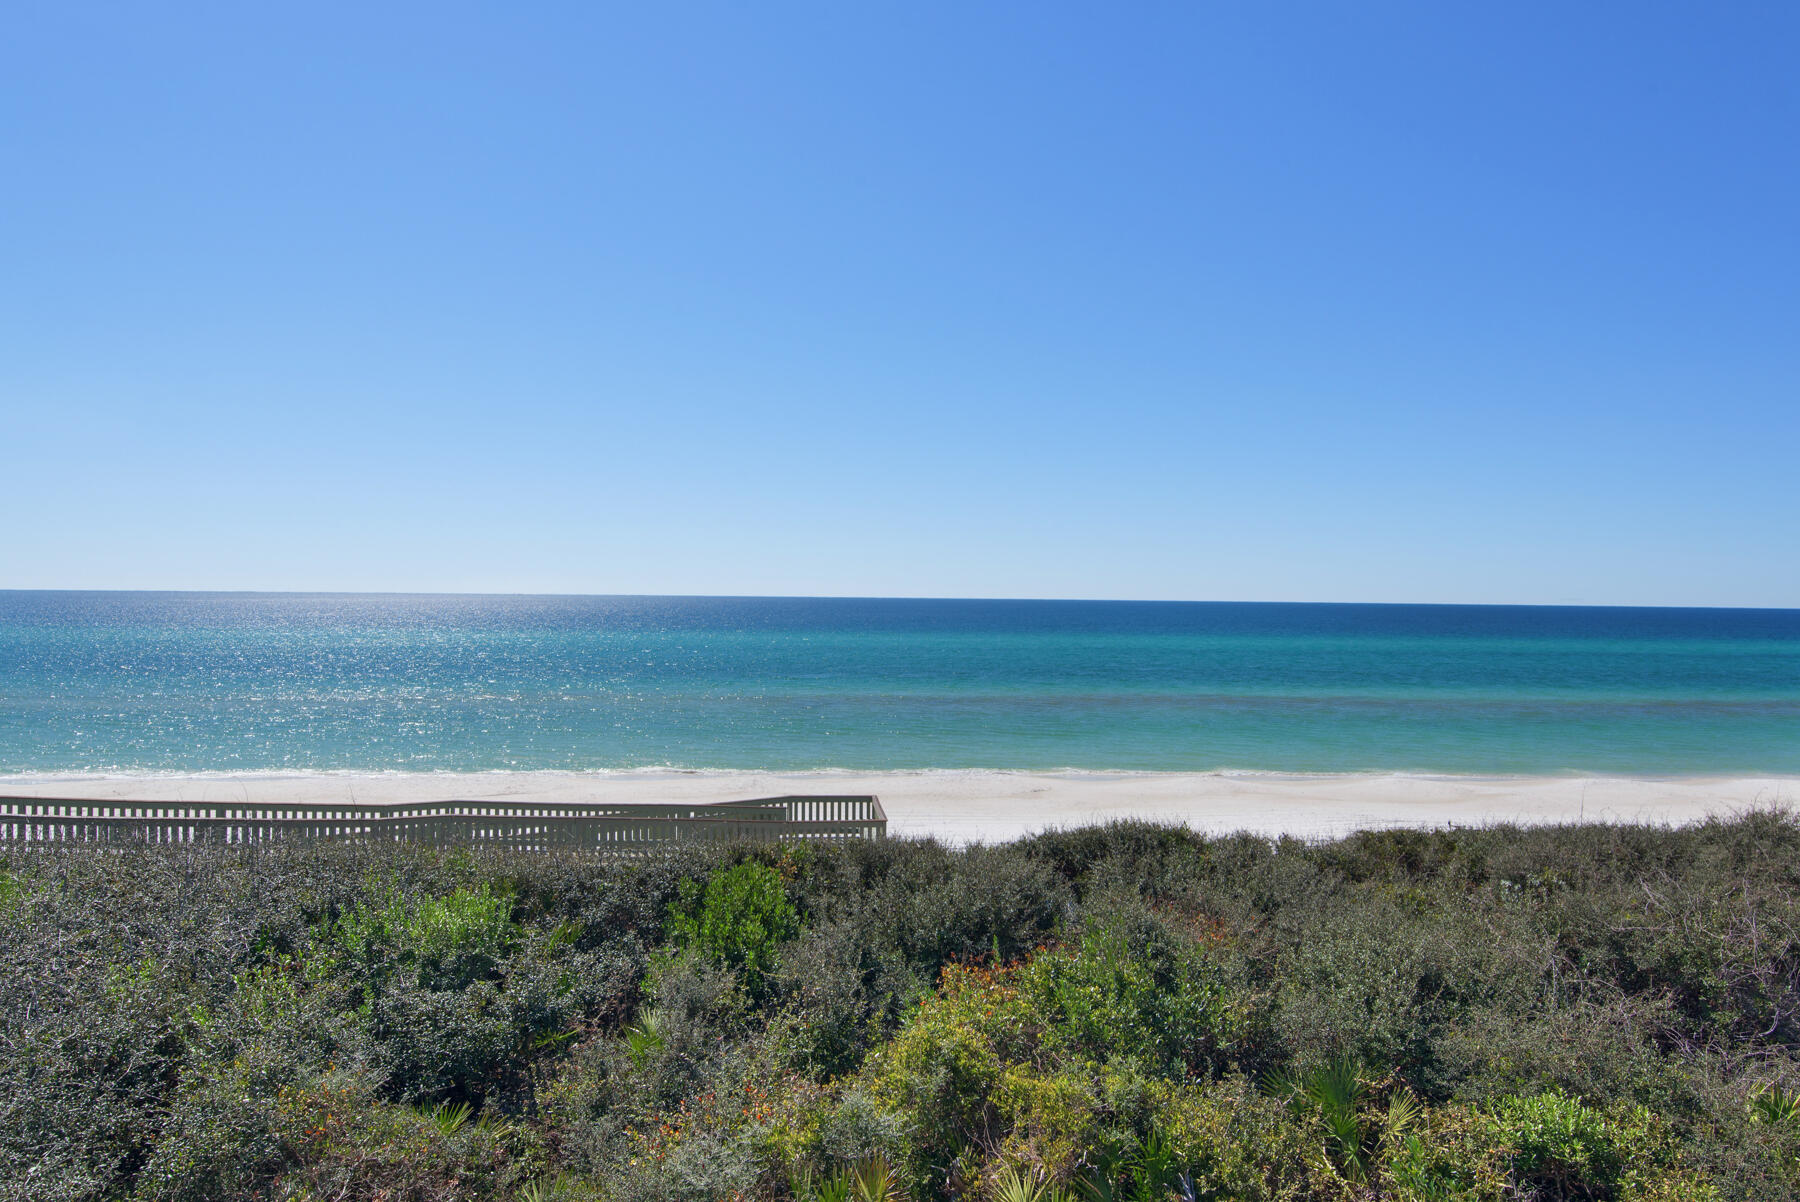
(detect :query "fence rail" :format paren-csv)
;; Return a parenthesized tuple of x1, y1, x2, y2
(0, 794, 885, 851)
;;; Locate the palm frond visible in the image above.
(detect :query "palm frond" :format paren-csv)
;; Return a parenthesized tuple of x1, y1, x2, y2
(1074, 1166, 1122, 1202)
(426, 1099, 472, 1136)
(1128, 1131, 1179, 1202)
(1385, 1086, 1425, 1141)
(624, 1010, 666, 1069)
(1750, 1082, 1800, 1126)
(850, 1155, 904, 1202)
(794, 1166, 853, 1202)
(993, 1165, 1048, 1202)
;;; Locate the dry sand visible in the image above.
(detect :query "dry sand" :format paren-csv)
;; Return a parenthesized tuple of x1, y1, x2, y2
(2, 771, 1793, 844)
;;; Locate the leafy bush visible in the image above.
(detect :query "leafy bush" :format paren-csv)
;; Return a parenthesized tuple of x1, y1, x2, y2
(1146, 1073, 1318, 1200)
(331, 883, 517, 993)
(667, 860, 799, 987)
(1479, 1088, 1712, 1201)
(4, 813, 1796, 1200)
(1022, 914, 1246, 1077)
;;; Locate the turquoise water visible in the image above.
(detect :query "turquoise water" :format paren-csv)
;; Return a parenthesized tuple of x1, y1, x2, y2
(1, 592, 1796, 775)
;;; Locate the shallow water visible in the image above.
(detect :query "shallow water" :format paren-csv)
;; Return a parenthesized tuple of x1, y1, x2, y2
(1, 593, 1796, 774)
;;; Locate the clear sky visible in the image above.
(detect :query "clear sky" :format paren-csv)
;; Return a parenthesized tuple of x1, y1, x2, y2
(3, 3, 1796, 605)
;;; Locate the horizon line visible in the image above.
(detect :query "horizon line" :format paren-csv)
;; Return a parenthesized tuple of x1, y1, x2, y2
(1, 587, 1795, 613)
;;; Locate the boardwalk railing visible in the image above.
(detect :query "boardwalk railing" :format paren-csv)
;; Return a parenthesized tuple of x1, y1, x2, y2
(0, 794, 885, 851)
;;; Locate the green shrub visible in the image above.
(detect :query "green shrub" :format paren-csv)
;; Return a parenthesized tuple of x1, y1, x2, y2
(668, 861, 799, 987)
(866, 959, 1031, 1156)
(1021, 916, 1246, 1077)
(817, 1087, 910, 1169)
(128, 1059, 287, 1202)
(992, 1066, 1103, 1181)
(3, 815, 1795, 1201)
(264, 1072, 545, 1200)
(1144, 1073, 1319, 1200)
(1380, 1101, 1504, 1200)
(331, 883, 517, 993)
(771, 916, 909, 1078)
(1481, 1088, 1713, 1200)
(1022, 821, 1210, 902)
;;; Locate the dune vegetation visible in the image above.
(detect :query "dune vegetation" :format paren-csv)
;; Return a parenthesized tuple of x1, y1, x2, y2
(3, 811, 1798, 1201)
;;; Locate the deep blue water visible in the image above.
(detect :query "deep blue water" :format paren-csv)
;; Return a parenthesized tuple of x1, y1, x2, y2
(1, 592, 1796, 775)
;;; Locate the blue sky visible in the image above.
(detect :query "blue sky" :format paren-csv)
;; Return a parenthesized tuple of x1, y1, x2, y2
(3, 3, 1796, 605)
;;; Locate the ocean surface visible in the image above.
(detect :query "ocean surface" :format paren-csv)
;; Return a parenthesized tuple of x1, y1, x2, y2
(0, 592, 1796, 777)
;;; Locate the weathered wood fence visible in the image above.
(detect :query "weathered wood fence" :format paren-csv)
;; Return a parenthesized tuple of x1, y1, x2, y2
(0, 795, 885, 850)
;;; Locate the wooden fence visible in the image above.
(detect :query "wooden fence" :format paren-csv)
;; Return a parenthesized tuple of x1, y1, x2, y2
(0, 794, 885, 851)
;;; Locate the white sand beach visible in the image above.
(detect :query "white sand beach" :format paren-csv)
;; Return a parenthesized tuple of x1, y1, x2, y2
(0, 771, 1792, 845)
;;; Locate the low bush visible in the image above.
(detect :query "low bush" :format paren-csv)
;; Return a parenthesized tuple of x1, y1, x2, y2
(666, 860, 799, 989)
(2, 811, 1795, 1199)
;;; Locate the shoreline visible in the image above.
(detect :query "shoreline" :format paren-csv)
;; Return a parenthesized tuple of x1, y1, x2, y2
(2, 770, 1793, 844)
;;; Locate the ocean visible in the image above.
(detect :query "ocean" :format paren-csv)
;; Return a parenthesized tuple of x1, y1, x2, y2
(1, 592, 1796, 777)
